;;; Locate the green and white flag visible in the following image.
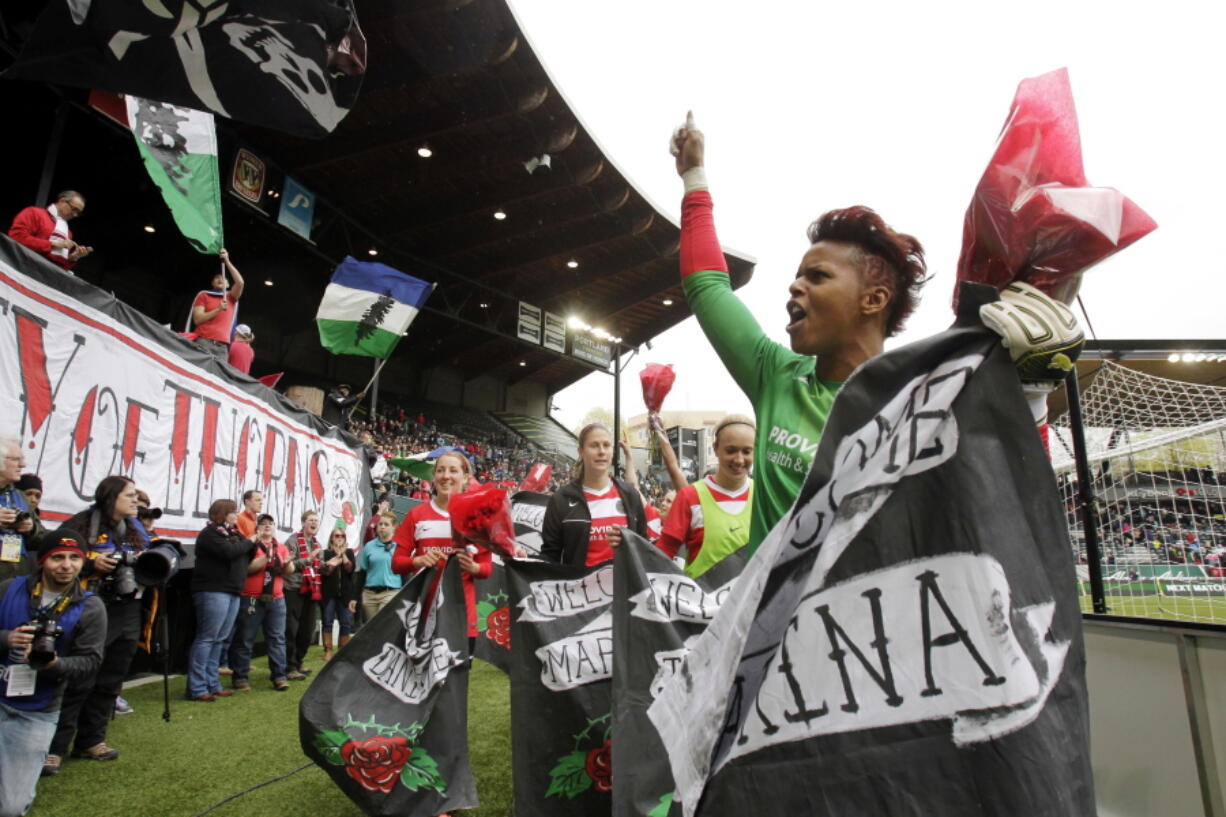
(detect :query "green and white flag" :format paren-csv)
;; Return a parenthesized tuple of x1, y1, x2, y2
(126, 96, 223, 254)
(316, 256, 434, 357)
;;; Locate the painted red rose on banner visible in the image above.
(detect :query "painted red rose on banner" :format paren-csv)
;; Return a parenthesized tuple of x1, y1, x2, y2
(484, 606, 511, 648)
(586, 738, 613, 793)
(341, 736, 412, 793)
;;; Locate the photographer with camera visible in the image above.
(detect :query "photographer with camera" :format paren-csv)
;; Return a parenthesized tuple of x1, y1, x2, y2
(48, 476, 150, 770)
(0, 530, 104, 817)
(0, 438, 36, 582)
(231, 514, 294, 691)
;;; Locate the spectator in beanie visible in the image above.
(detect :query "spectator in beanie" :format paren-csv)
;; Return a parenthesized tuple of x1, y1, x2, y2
(16, 475, 44, 539)
(0, 529, 105, 801)
(322, 384, 364, 426)
(319, 527, 356, 661)
(228, 324, 255, 375)
(186, 500, 254, 702)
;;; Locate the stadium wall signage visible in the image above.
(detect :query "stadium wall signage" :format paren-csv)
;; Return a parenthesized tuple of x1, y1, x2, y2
(0, 238, 370, 543)
(1158, 581, 1226, 597)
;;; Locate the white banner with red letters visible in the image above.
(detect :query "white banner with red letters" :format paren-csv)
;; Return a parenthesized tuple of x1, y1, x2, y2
(0, 242, 368, 543)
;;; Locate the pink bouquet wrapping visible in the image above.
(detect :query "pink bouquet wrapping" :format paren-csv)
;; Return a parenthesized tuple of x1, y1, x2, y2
(956, 68, 1156, 306)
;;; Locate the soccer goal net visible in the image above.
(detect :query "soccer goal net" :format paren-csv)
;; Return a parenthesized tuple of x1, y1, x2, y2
(1048, 360, 1226, 624)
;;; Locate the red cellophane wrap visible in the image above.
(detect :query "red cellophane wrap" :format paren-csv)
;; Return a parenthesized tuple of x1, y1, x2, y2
(640, 364, 676, 429)
(448, 483, 517, 557)
(956, 68, 1157, 306)
(520, 463, 552, 493)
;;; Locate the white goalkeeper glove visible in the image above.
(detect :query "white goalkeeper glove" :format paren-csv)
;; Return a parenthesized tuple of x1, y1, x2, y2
(980, 281, 1084, 382)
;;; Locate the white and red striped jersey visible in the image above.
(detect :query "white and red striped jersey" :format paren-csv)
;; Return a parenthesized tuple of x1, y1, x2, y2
(584, 483, 628, 566)
(659, 476, 751, 564)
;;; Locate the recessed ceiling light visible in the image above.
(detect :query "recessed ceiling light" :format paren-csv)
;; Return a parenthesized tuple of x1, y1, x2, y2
(519, 361, 526, 367)
(143, 225, 155, 233)
(566, 259, 579, 269)
(368, 248, 378, 256)
(480, 302, 489, 309)
(263, 279, 274, 287)
(662, 298, 673, 306)
(417, 145, 433, 158)
(493, 209, 507, 221)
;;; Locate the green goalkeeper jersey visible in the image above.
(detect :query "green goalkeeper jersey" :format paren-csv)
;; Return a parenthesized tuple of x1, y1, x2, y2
(683, 269, 840, 552)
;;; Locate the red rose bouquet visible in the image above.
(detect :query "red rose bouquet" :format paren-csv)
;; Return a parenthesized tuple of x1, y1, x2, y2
(448, 483, 517, 557)
(956, 68, 1156, 306)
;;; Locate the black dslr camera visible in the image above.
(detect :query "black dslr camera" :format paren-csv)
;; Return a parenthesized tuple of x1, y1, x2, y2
(27, 617, 63, 669)
(103, 550, 139, 596)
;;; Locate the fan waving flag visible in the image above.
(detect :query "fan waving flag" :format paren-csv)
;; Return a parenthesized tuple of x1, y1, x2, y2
(317, 257, 433, 357)
(125, 95, 224, 254)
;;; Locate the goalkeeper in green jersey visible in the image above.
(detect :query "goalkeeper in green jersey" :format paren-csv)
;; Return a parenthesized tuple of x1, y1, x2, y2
(669, 113, 1082, 553)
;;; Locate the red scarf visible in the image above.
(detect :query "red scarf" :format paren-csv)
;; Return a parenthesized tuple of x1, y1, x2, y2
(293, 531, 322, 601)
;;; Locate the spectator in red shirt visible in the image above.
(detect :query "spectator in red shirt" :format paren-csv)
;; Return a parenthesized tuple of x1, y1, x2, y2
(190, 248, 245, 362)
(7, 190, 93, 272)
(231, 514, 294, 691)
(228, 324, 255, 374)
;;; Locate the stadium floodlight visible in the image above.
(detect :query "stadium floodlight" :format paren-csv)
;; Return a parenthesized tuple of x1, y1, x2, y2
(493, 209, 507, 221)
(1168, 353, 1181, 362)
(417, 145, 433, 158)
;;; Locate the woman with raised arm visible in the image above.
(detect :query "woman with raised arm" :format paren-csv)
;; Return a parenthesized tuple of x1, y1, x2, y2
(670, 114, 930, 550)
(658, 414, 756, 577)
(541, 423, 648, 566)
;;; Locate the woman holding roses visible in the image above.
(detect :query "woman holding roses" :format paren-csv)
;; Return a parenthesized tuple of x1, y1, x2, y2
(392, 451, 492, 643)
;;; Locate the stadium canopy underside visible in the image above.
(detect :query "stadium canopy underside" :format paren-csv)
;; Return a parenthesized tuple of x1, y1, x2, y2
(0, 0, 755, 413)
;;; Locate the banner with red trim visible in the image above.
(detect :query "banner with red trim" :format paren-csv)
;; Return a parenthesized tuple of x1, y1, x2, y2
(0, 236, 370, 550)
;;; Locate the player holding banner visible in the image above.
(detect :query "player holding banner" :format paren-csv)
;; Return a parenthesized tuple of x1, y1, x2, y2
(668, 112, 1084, 551)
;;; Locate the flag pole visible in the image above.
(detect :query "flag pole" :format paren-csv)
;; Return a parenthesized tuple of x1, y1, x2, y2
(347, 356, 392, 421)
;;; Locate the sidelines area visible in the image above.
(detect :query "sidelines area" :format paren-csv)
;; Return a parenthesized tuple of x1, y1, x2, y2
(28, 659, 512, 817)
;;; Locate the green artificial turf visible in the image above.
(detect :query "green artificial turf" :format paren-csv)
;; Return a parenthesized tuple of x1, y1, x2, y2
(30, 659, 512, 817)
(1078, 592, 1226, 625)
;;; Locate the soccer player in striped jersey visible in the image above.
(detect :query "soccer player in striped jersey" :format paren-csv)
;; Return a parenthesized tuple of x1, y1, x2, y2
(391, 451, 492, 639)
(542, 423, 648, 566)
(659, 414, 755, 577)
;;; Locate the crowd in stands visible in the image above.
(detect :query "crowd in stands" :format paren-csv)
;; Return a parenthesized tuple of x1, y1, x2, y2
(348, 403, 578, 496)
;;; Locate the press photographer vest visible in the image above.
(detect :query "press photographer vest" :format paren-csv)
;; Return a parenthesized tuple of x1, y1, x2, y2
(0, 575, 91, 710)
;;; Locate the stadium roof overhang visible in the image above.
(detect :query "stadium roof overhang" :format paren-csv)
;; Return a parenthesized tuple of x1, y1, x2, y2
(227, 0, 755, 393)
(0, 0, 755, 398)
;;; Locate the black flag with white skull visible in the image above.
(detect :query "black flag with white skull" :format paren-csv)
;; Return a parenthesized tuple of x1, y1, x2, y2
(612, 532, 744, 817)
(649, 284, 1094, 817)
(507, 558, 616, 816)
(6, 0, 365, 138)
(299, 558, 478, 816)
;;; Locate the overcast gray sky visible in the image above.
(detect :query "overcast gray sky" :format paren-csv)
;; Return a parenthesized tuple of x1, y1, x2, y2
(508, 0, 1226, 431)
